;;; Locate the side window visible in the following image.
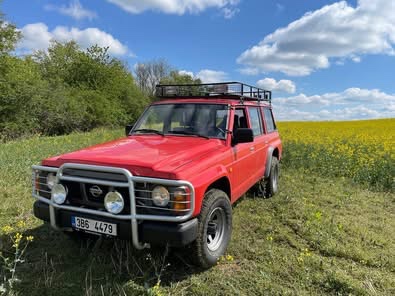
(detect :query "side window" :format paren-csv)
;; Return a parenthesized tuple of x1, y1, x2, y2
(263, 108, 276, 133)
(233, 109, 247, 133)
(248, 107, 263, 136)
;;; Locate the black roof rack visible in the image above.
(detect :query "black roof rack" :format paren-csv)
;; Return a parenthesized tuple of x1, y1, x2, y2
(155, 82, 271, 104)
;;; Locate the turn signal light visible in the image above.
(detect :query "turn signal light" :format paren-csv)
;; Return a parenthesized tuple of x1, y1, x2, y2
(172, 188, 190, 212)
(34, 171, 40, 194)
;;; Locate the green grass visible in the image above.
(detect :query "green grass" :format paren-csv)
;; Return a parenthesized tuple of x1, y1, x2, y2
(0, 128, 394, 295)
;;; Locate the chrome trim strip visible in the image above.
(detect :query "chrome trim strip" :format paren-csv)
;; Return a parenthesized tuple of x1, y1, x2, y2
(32, 163, 195, 250)
(32, 165, 58, 173)
(135, 204, 190, 212)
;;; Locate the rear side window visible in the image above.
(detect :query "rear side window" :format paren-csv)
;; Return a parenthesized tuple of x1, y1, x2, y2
(263, 108, 276, 133)
(248, 107, 263, 136)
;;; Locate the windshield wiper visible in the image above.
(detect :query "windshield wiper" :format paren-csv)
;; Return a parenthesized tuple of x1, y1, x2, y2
(169, 130, 209, 139)
(132, 129, 164, 136)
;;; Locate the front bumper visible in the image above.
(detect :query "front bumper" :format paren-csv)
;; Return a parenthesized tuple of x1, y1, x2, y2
(34, 200, 198, 246)
(32, 163, 195, 250)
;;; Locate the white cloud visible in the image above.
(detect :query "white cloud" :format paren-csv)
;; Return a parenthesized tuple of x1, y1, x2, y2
(221, 7, 239, 19)
(179, 70, 195, 77)
(238, 0, 395, 76)
(18, 23, 129, 56)
(257, 78, 296, 94)
(45, 0, 97, 21)
(107, 0, 239, 16)
(274, 87, 395, 121)
(239, 67, 260, 75)
(18, 23, 52, 52)
(275, 93, 331, 107)
(177, 69, 228, 83)
(196, 69, 228, 83)
(351, 56, 361, 63)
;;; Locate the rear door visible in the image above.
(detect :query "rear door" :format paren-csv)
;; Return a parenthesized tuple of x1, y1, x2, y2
(261, 107, 282, 160)
(247, 106, 268, 180)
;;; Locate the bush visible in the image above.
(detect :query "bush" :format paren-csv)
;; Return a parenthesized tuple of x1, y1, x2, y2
(0, 42, 148, 140)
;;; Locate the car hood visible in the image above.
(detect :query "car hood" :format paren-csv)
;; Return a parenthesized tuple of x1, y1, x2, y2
(42, 135, 224, 179)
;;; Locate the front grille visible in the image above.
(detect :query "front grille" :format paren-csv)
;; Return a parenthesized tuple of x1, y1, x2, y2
(62, 168, 128, 182)
(33, 166, 192, 217)
(61, 181, 131, 214)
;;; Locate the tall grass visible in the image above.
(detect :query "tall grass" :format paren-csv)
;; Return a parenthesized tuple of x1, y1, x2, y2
(0, 122, 394, 295)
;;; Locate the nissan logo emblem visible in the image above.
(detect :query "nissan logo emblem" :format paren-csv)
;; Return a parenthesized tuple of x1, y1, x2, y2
(89, 185, 103, 197)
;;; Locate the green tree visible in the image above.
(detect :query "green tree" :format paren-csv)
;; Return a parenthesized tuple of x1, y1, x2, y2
(0, 56, 49, 138)
(0, 9, 20, 55)
(160, 70, 201, 85)
(0, 3, 148, 140)
(31, 41, 148, 135)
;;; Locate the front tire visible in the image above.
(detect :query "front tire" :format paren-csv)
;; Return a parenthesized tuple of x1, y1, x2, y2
(192, 189, 232, 268)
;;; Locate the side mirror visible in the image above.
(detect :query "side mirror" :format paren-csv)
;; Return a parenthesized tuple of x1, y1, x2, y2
(233, 128, 254, 145)
(125, 123, 135, 136)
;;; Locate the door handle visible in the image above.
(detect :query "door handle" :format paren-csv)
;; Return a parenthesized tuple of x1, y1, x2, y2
(250, 146, 255, 152)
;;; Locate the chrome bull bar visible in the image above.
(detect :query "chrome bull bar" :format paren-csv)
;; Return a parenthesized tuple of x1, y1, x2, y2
(32, 163, 195, 250)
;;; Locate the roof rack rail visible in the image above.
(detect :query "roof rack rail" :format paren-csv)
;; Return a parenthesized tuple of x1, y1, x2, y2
(155, 82, 271, 104)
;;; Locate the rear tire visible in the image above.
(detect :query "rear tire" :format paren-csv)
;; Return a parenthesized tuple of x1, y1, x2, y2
(265, 156, 279, 197)
(192, 189, 232, 268)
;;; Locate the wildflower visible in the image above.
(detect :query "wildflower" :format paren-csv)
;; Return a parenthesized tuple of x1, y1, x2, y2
(14, 233, 23, 241)
(225, 254, 234, 262)
(266, 235, 273, 241)
(16, 220, 26, 229)
(1, 225, 13, 235)
(297, 248, 312, 263)
(150, 280, 163, 296)
(12, 233, 23, 248)
(303, 248, 312, 257)
(218, 254, 234, 263)
(26, 236, 34, 242)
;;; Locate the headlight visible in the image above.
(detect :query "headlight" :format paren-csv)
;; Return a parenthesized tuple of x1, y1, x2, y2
(152, 186, 170, 207)
(46, 173, 56, 189)
(104, 191, 124, 214)
(51, 184, 67, 204)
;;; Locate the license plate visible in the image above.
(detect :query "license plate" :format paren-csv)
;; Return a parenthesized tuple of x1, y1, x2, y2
(71, 216, 117, 236)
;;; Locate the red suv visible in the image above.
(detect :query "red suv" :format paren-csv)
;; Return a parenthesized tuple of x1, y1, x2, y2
(32, 82, 282, 267)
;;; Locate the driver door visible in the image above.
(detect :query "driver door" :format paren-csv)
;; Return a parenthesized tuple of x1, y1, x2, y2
(230, 107, 257, 200)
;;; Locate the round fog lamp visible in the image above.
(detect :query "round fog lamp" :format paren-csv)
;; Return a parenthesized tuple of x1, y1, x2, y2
(104, 191, 124, 214)
(46, 173, 56, 189)
(51, 184, 67, 204)
(152, 186, 170, 207)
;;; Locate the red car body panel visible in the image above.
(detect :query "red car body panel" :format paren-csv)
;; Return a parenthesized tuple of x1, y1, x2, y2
(42, 98, 282, 218)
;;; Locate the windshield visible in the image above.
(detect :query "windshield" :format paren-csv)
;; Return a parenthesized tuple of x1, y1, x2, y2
(132, 104, 229, 140)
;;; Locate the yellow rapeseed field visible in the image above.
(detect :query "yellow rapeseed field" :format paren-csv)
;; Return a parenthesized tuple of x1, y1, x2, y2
(277, 119, 394, 191)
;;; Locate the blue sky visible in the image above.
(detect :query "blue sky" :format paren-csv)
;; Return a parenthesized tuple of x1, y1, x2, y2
(3, 0, 395, 120)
